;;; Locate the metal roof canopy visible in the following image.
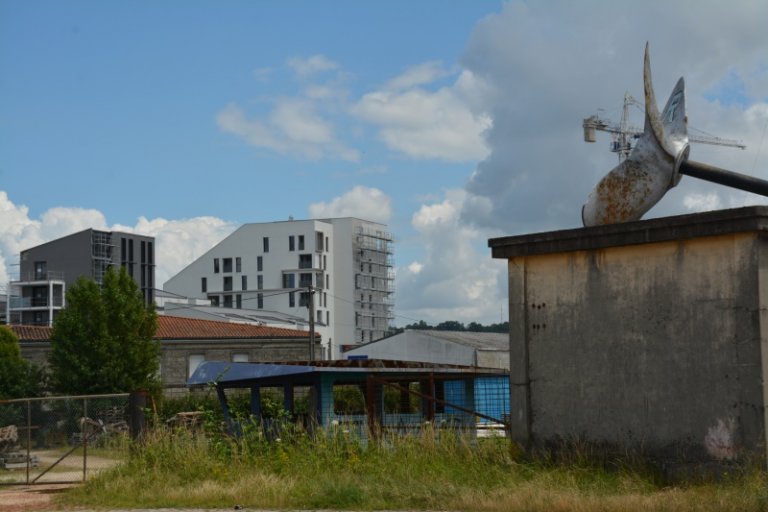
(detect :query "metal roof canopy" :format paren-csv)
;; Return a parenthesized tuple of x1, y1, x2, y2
(188, 359, 506, 388)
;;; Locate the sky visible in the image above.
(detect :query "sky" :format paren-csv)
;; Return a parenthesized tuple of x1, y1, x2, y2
(1, 1, 767, 327)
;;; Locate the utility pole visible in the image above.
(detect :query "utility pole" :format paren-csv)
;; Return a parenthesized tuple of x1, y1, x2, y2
(307, 285, 315, 361)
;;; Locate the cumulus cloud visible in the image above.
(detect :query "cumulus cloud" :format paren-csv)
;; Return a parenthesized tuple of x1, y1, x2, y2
(353, 66, 491, 162)
(459, 1, 768, 235)
(308, 186, 392, 224)
(396, 189, 506, 324)
(0, 190, 236, 291)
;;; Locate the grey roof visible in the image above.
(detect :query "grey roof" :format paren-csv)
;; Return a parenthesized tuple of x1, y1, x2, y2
(408, 330, 509, 351)
(188, 359, 506, 387)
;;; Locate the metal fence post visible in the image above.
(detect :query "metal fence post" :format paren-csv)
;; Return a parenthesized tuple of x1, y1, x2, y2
(26, 399, 31, 485)
(82, 398, 87, 482)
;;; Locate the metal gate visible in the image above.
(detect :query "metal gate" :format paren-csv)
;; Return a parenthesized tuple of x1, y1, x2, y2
(0, 393, 130, 485)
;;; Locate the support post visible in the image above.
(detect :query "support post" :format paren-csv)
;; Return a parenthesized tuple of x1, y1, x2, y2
(307, 285, 315, 361)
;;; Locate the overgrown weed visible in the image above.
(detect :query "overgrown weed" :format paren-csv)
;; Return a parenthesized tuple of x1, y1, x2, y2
(61, 417, 768, 511)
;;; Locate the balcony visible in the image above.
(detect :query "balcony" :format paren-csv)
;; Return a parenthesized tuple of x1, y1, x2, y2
(12, 271, 65, 283)
(9, 296, 64, 309)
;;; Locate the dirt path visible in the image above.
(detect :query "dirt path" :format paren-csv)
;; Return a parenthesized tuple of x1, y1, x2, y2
(0, 484, 74, 512)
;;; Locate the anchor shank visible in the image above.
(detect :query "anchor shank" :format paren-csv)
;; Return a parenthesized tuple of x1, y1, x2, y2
(680, 160, 768, 198)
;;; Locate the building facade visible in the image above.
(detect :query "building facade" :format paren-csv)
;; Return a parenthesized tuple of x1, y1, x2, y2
(163, 218, 394, 358)
(489, 206, 768, 464)
(6, 229, 155, 326)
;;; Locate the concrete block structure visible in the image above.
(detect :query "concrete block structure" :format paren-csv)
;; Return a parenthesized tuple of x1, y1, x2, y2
(12, 315, 318, 395)
(489, 206, 768, 463)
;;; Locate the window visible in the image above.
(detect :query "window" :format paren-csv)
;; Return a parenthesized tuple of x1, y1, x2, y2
(257, 275, 263, 290)
(242, 275, 247, 290)
(223, 294, 233, 308)
(141, 241, 146, 264)
(324, 292, 327, 307)
(223, 258, 233, 273)
(282, 273, 295, 288)
(299, 292, 309, 307)
(355, 312, 359, 326)
(289, 235, 295, 251)
(326, 274, 330, 289)
(325, 236, 329, 252)
(298, 235, 304, 250)
(257, 293, 263, 309)
(121, 239, 126, 261)
(316, 231, 324, 251)
(129, 239, 134, 261)
(289, 291, 295, 307)
(201, 277, 207, 293)
(148, 242, 154, 264)
(34, 261, 46, 280)
(210, 295, 220, 307)
(257, 256, 263, 272)
(214, 258, 220, 273)
(299, 254, 312, 269)
(223, 276, 233, 291)
(188, 354, 205, 378)
(299, 273, 312, 288)
(236, 257, 242, 272)
(263, 237, 269, 252)
(326, 311, 330, 325)
(232, 353, 248, 363)
(323, 255, 326, 270)
(236, 294, 242, 309)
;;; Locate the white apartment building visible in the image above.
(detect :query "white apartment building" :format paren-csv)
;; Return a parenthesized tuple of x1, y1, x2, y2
(163, 218, 394, 359)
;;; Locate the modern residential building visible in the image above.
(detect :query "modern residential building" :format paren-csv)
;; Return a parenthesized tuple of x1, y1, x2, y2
(6, 229, 155, 326)
(164, 218, 394, 358)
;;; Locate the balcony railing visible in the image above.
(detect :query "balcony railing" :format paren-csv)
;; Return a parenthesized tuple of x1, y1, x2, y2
(9, 297, 64, 309)
(11, 271, 66, 283)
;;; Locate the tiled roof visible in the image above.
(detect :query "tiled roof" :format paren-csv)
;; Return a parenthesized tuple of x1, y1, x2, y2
(155, 315, 310, 340)
(8, 324, 52, 341)
(10, 315, 311, 342)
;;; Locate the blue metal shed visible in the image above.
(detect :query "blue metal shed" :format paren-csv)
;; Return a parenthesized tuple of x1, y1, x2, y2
(188, 359, 510, 438)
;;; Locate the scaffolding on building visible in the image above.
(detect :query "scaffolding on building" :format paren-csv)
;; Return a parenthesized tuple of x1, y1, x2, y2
(91, 231, 113, 285)
(353, 227, 395, 342)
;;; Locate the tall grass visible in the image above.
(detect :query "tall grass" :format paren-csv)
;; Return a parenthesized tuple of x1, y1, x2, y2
(61, 419, 768, 511)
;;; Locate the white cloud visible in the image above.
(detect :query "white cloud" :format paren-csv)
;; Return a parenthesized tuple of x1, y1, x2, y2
(288, 55, 338, 78)
(683, 193, 722, 212)
(216, 101, 359, 162)
(352, 67, 492, 162)
(459, 1, 768, 234)
(308, 186, 392, 224)
(384, 61, 452, 91)
(0, 190, 236, 291)
(395, 189, 506, 325)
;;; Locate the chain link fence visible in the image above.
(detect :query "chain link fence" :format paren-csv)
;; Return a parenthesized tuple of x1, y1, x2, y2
(0, 393, 131, 485)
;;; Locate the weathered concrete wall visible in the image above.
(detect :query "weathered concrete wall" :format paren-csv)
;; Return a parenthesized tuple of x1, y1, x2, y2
(490, 207, 768, 463)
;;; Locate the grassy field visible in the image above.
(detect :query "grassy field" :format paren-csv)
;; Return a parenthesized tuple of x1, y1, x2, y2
(58, 423, 768, 511)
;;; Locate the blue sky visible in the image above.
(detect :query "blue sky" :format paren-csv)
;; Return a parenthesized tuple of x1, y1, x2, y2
(2, 1, 768, 326)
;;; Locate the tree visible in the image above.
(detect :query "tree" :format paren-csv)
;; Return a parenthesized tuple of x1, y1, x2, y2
(49, 267, 159, 395)
(0, 326, 44, 399)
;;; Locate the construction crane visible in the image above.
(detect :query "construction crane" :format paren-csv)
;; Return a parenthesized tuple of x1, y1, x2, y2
(583, 92, 746, 161)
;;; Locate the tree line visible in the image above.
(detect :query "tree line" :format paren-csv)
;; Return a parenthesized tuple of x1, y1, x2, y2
(390, 319, 509, 334)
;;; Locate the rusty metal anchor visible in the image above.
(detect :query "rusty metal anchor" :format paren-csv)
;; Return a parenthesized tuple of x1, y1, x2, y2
(582, 44, 768, 227)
